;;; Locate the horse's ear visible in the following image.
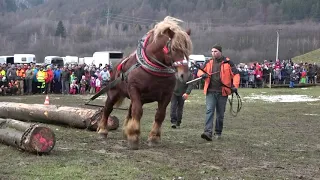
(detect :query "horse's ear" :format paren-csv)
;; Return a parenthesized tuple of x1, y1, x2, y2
(167, 28, 175, 39)
(186, 29, 191, 36)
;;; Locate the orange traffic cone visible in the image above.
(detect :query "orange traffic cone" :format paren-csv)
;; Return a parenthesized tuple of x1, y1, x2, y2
(44, 95, 50, 105)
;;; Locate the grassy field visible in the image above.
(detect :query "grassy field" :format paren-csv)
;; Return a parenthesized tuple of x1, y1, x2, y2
(0, 87, 320, 180)
(292, 48, 320, 64)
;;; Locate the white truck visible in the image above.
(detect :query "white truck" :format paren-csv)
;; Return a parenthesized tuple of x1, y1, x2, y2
(63, 56, 79, 65)
(0, 56, 14, 64)
(188, 54, 206, 68)
(13, 54, 36, 64)
(44, 56, 64, 67)
(92, 51, 123, 67)
(83, 57, 94, 65)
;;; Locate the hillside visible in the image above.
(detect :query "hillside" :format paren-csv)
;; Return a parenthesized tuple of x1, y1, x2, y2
(0, 0, 46, 12)
(0, 0, 320, 63)
(292, 48, 320, 64)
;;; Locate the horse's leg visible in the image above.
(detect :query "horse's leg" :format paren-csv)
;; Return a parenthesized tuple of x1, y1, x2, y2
(148, 93, 171, 146)
(124, 87, 142, 150)
(97, 90, 120, 138)
(122, 102, 132, 139)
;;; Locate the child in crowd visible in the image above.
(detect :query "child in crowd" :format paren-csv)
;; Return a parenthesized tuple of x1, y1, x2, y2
(95, 76, 101, 92)
(80, 75, 87, 94)
(70, 78, 78, 94)
(89, 76, 96, 94)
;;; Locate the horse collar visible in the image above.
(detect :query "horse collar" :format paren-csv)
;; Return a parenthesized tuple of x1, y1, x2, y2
(136, 33, 176, 77)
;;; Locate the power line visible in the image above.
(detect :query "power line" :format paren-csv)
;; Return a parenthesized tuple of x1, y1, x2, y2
(110, 16, 152, 26)
(109, 13, 160, 23)
(107, 12, 320, 27)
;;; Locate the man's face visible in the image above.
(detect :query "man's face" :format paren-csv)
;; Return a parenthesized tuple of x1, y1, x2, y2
(211, 48, 222, 59)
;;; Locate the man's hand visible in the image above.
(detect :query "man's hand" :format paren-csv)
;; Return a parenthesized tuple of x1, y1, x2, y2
(182, 93, 189, 100)
(231, 87, 238, 94)
(201, 74, 208, 79)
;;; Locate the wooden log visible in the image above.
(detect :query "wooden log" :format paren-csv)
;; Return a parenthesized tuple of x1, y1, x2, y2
(0, 118, 55, 154)
(0, 102, 119, 131)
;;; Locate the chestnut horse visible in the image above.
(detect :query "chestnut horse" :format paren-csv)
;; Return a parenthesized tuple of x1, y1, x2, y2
(97, 16, 193, 149)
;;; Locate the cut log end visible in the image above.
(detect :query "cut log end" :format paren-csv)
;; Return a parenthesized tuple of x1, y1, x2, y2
(28, 126, 56, 154)
(108, 116, 120, 131)
(88, 115, 120, 131)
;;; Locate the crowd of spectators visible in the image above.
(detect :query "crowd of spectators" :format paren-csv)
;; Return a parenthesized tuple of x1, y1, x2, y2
(1, 58, 319, 96)
(0, 63, 112, 96)
(190, 59, 319, 89)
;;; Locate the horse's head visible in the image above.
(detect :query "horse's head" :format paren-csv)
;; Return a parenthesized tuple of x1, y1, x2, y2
(146, 16, 193, 82)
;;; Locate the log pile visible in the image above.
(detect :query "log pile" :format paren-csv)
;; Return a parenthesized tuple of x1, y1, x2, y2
(0, 118, 55, 154)
(0, 102, 119, 131)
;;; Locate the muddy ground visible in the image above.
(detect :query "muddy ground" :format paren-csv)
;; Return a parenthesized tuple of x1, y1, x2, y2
(0, 87, 320, 180)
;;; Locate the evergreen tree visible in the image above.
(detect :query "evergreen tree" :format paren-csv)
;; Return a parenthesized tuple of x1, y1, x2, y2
(55, 21, 66, 38)
(311, 2, 320, 21)
(5, 0, 17, 12)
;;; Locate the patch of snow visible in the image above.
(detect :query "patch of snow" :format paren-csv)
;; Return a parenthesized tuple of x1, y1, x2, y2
(304, 114, 319, 116)
(243, 94, 320, 103)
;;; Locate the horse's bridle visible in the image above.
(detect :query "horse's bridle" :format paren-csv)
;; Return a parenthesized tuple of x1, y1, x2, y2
(145, 35, 188, 72)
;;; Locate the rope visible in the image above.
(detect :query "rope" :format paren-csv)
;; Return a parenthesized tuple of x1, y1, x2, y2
(228, 92, 243, 117)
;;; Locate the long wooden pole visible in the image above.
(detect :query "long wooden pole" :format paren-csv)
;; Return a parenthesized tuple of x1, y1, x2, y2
(0, 102, 119, 131)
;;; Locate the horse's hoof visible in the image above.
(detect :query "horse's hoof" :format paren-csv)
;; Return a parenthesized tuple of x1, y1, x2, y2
(97, 129, 108, 139)
(147, 137, 161, 147)
(127, 140, 139, 150)
(98, 133, 108, 139)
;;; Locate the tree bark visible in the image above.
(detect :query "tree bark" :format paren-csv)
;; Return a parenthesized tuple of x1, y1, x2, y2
(0, 102, 119, 131)
(0, 118, 55, 154)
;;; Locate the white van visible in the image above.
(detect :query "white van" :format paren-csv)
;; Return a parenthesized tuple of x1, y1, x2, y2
(13, 54, 36, 64)
(83, 57, 94, 65)
(64, 56, 79, 65)
(188, 54, 206, 68)
(0, 56, 14, 64)
(92, 51, 123, 67)
(44, 56, 64, 67)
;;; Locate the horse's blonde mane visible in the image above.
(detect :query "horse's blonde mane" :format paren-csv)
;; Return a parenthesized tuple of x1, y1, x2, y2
(148, 16, 193, 57)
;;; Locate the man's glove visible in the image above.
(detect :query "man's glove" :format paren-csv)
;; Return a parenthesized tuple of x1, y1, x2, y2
(201, 74, 208, 79)
(231, 87, 238, 94)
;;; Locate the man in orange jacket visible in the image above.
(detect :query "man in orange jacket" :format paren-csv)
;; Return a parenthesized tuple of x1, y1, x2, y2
(197, 45, 240, 141)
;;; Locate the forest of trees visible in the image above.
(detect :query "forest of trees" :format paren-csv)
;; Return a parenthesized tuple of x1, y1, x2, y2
(0, 0, 320, 63)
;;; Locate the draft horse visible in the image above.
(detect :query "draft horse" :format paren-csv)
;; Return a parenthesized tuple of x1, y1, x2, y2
(97, 16, 193, 149)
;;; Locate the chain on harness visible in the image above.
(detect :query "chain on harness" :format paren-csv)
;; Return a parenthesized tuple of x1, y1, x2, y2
(190, 61, 243, 117)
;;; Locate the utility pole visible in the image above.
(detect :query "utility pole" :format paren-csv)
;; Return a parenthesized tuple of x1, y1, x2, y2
(276, 29, 282, 61)
(34, 32, 37, 44)
(106, 7, 110, 35)
(106, 7, 110, 27)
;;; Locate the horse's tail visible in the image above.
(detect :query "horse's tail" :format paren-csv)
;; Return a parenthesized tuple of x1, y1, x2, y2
(114, 96, 125, 108)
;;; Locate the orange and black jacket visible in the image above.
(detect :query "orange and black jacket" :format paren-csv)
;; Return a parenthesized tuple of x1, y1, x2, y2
(197, 57, 240, 96)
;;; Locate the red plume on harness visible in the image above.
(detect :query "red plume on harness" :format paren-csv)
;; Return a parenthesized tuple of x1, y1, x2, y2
(163, 46, 169, 54)
(117, 64, 123, 71)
